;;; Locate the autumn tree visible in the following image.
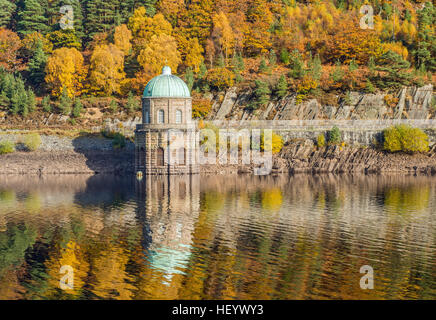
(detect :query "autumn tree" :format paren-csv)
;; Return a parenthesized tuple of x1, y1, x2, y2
(157, 0, 185, 26)
(114, 24, 132, 56)
(0, 28, 24, 72)
(45, 47, 87, 97)
(128, 9, 172, 51)
(244, 0, 273, 55)
(323, 24, 385, 65)
(89, 44, 125, 96)
(206, 67, 234, 90)
(47, 30, 81, 50)
(184, 37, 204, 73)
(22, 32, 53, 55)
(180, 0, 214, 44)
(137, 33, 181, 76)
(211, 12, 235, 61)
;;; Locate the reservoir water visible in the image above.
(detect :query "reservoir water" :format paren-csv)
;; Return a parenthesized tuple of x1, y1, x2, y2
(0, 174, 434, 299)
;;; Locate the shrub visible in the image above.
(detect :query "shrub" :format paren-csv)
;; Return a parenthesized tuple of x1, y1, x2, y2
(383, 125, 429, 154)
(24, 133, 42, 151)
(192, 98, 212, 119)
(126, 92, 139, 112)
(275, 75, 288, 98)
(261, 131, 283, 154)
(42, 96, 52, 113)
(109, 99, 119, 113)
(72, 99, 83, 118)
(112, 132, 126, 149)
(280, 49, 290, 65)
(0, 141, 15, 154)
(317, 134, 326, 147)
(206, 67, 234, 90)
(199, 122, 220, 152)
(249, 80, 271, 110)
(58, 88, 72, 115)
(328, 126, 341, 144)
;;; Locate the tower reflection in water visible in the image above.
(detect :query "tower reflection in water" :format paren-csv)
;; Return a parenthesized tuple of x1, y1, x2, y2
(136, 175, 200, 286)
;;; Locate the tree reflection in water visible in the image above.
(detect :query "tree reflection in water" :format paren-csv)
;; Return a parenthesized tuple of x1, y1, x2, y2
(0, 174, 435, 300)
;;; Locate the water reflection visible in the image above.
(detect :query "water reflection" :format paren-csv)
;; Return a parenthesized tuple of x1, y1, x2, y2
(0, 174, 435, 300)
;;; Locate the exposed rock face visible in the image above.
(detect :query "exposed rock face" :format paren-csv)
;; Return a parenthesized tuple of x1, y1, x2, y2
(209, 85, 434, 120)
(276, 139, 436, 175)
(214, 87, 239, 119)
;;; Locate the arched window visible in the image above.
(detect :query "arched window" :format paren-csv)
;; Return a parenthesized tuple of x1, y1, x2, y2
(158, 109, 165, 124)
(156, 147, 164, 166)
(145, 110, 150, 123)
(176, 110, 182, 124)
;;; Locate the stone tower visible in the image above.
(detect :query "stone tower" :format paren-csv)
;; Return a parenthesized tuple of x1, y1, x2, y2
(135, 66, 199, 175)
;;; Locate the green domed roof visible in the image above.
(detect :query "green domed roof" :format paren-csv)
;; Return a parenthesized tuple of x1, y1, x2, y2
(143, 66, 190, 98)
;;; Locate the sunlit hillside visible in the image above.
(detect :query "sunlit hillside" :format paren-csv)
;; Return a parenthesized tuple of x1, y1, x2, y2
(0, 0, 434, 123)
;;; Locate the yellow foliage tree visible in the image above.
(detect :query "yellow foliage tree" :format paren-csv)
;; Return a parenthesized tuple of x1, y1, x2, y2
(184, 37, 204, 73)
(157, 0, 185, 26)
(89, 44, 125, 96)
(206, 67, 234, 89)
(22, 32, 53, 54)
(382, 42, 408, 60)
(45, 47, 86, 97)
(114, 24, 132, 56)
(128, 9, 172, 50)
(212, 12, 235, 60)
(137, 33, 181, 76)
(244, 0, 273, 55)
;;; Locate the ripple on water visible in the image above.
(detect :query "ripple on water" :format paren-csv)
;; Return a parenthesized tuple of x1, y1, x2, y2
(0, 174, 434, 300)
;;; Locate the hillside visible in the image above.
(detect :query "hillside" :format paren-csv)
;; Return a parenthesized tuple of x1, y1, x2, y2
(0, 0, 435, 125)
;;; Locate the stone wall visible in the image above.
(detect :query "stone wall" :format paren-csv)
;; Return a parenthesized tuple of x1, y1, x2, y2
(0, 132, 135, 152)
(209, 119, 436, 146)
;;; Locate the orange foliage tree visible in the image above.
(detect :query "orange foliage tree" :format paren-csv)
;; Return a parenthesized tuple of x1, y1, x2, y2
(323, 24, 385, 65)
(0, 28, 24, 72)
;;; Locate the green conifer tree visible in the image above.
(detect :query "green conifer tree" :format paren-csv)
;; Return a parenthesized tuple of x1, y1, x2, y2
(17, 0, 50, 36)
(414, 2, 436, 72)
(275, 75, 288, 98)
(58, 87, 72, 115)
(27, 40, 47, 88)
(0, 0, 16, 28)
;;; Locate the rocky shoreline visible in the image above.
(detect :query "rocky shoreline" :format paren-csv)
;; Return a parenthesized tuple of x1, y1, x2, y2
(0, 150, 134, 175)
(1, 139, 436, 175)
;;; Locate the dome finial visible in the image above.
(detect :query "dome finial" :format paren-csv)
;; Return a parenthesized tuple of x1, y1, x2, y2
(162, 65, 171, 75)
